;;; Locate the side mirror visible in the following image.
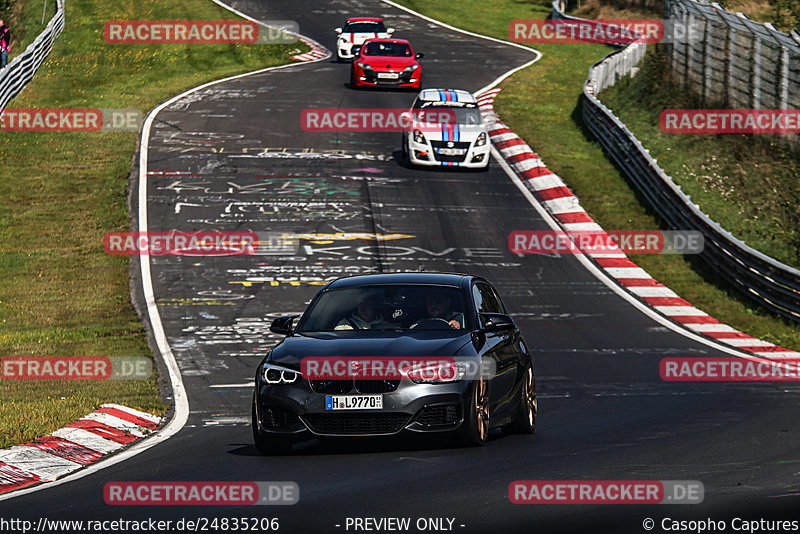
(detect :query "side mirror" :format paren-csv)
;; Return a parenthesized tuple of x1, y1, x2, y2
(479, 313, 515, 332)
(387, 27, 395, 34)
(270, 315, 299, 335)
(335, 27, 343, 34)
(415, 52, 424, 59)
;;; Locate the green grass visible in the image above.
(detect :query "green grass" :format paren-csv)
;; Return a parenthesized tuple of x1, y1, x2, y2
(601, 46, 800, 270)
(394, 0, 800, 352)
(0, 0, 307, 448)
(10, 0, 57, 54)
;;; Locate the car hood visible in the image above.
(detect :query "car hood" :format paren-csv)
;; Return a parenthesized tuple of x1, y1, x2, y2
(268, 332, 474, 369)
(416, 122, 485, 143)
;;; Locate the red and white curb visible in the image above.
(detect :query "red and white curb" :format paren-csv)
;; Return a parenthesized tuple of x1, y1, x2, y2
(477, 88, 799, 361)
(291, 36, 330, 62)
(0, 404, 162, 496)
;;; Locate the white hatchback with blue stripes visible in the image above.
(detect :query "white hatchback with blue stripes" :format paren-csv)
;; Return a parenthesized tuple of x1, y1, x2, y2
(402, 88, 491, 169)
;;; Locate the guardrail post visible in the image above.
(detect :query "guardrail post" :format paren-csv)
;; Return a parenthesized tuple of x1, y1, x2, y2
(682, 9, 692, 86)
(752, 34, 762, 110)
(779, 46, 789, 110)
(703, 17, 713, 104)
(726, 25, 736, 107)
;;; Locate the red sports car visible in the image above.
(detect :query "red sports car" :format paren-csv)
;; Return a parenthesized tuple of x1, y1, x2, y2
(350, 38, 423, 90)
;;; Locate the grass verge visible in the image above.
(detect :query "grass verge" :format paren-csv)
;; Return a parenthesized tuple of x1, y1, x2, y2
(0, 0, 307, 448)
(601, 46, 800, 270)
(394, 0, 800, 351)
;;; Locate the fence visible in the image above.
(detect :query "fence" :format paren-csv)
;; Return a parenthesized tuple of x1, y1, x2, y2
(550, 0, 800, 323)
(664, 0, 800, 146)
(0, 0, 64, 112)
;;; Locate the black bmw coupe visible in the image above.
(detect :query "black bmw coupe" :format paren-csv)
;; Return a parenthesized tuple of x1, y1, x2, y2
(252, 272, 536, 454)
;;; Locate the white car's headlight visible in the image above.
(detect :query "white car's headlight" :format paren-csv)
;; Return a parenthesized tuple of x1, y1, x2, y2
(413, 128, 426, 144)
(262, 363, 299, 384)
(475, 132, 488, 147)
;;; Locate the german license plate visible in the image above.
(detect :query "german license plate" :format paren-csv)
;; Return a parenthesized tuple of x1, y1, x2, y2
(437, 148, 466, 156)
(326, 395, 383, 410)
(377, 72, 399, 79)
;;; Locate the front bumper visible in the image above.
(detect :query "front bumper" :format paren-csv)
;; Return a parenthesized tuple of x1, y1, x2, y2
(254, 380, 469, 438)
(354, 69, 420, 89)
(337, 43, 357, 59)
(406, 136, 490, 168)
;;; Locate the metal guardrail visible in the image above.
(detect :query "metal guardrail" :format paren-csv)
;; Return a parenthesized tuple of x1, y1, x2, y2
(551, 0, 800, 323)
(0, 0, 64, 112)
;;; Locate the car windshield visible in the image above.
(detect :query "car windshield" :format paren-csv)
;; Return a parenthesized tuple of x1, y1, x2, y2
(414, 106, 483, 126)
(344, 21, 387, 33)
(297, 285, 468, 333)
(363, 42, 411, 57)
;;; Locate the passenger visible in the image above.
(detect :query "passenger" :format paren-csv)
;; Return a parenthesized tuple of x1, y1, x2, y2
(334, 291, 393, 330)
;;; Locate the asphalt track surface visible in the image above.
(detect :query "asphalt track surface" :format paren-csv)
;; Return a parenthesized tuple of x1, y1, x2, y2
(5, 1, 800, 532)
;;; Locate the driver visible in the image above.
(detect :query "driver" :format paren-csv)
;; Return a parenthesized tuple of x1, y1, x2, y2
(423, 291, 464, 330)
(334, 290, 393, 330)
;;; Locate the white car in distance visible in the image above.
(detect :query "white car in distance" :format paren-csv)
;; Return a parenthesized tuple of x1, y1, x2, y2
(335, 17, 395, 61)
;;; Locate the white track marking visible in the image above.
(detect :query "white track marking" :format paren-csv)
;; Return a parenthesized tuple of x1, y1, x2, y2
(81, 413, 147, 437)
(50, 428, 123, 455)
(0, 448, 81, 481)
(101, 403, 163, 424)
(627, 286, 680, 298)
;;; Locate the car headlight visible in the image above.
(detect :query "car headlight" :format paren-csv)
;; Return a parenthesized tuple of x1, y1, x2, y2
(475, 132, 487, 147)
(412, 128, 427, 144)
(405, 361, 472, 384)
(356, 62, 372, 71)
(262, 363, 299, 384)
(402, 64, 419, 74)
